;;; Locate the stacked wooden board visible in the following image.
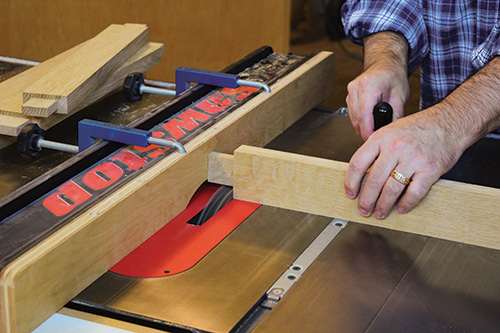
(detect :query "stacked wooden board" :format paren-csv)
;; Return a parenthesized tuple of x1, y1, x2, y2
(0, 23, 163, 147)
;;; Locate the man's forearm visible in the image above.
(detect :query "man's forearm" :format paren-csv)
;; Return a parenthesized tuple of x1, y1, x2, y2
(363, 31, 409, 75)
(434, 56, 500, 150)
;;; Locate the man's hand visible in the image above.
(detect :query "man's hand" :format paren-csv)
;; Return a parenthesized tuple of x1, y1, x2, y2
(344, 107, 466, 219)
(346, 64, 409, 139)
(346, 32, 410, 140)
(345, 56, 500, 218)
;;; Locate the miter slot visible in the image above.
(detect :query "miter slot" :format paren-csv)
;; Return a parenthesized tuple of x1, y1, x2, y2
(234, 219, 348, 332)
(264, 218, 348, 305)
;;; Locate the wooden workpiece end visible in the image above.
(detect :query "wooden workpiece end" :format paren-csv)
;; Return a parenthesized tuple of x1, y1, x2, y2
(0, 115, 31, 136)
(22, 98, 58, 117)
(36, 42, 164, 131)
(22, 23, 148, 115)
(0, 41, 87, 118)
(0, 29, 163, 147)
(78, 42, 164, 108)
(208, 152, 234, 186)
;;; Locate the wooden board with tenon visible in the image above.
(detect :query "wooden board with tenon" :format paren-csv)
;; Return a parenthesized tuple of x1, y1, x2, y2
(0, 24, 163, 151)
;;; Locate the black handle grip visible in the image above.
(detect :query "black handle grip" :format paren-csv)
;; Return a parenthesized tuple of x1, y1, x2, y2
(373, 102, 393, 131)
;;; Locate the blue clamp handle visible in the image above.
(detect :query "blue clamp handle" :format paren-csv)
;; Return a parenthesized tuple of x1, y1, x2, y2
(78, 119, 186, 153)
(78, 119, 151, 152)
(175, 67, 240, 95)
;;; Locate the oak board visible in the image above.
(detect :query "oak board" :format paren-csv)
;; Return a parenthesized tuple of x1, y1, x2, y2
(0, 41, 163, 142)
(22, 24, 148, 115)
(208, 145, 500, 251)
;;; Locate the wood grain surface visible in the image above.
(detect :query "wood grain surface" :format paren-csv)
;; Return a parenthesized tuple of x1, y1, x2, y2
(21, 98, 58, 117)
(208, 145, 500, 251)
(34, 42, 164, 132)
(0, 40, 163, 140)
(208, 152, 234, 186)
(0, 116, 31, 137)
(22, 24, 148, 115)
(0, 42, 87, 118)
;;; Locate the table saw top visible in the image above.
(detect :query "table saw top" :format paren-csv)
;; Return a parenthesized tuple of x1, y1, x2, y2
(3, 55, 500, 332)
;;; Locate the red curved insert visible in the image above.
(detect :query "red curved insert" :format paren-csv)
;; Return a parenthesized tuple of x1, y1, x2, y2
(111, 183, 260, 277)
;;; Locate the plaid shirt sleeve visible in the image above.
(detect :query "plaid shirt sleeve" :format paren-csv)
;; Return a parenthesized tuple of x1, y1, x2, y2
(472, 21, 500, 69)
(341, 0, 428, 74)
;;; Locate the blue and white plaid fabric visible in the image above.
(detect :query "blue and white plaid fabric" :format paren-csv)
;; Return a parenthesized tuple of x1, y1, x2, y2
(341, 0, 500, 109)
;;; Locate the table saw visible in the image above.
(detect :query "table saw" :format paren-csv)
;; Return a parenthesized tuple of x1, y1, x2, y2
(1, 47, 500, 333)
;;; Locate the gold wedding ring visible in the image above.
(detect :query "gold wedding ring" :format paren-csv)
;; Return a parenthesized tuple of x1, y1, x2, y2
(391, 170, 410, 186)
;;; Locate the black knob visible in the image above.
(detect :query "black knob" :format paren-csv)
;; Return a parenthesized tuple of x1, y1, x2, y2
(123, 72, 145, 102)
(17, 123, 45, 158)
(373, 102, 393, 131)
